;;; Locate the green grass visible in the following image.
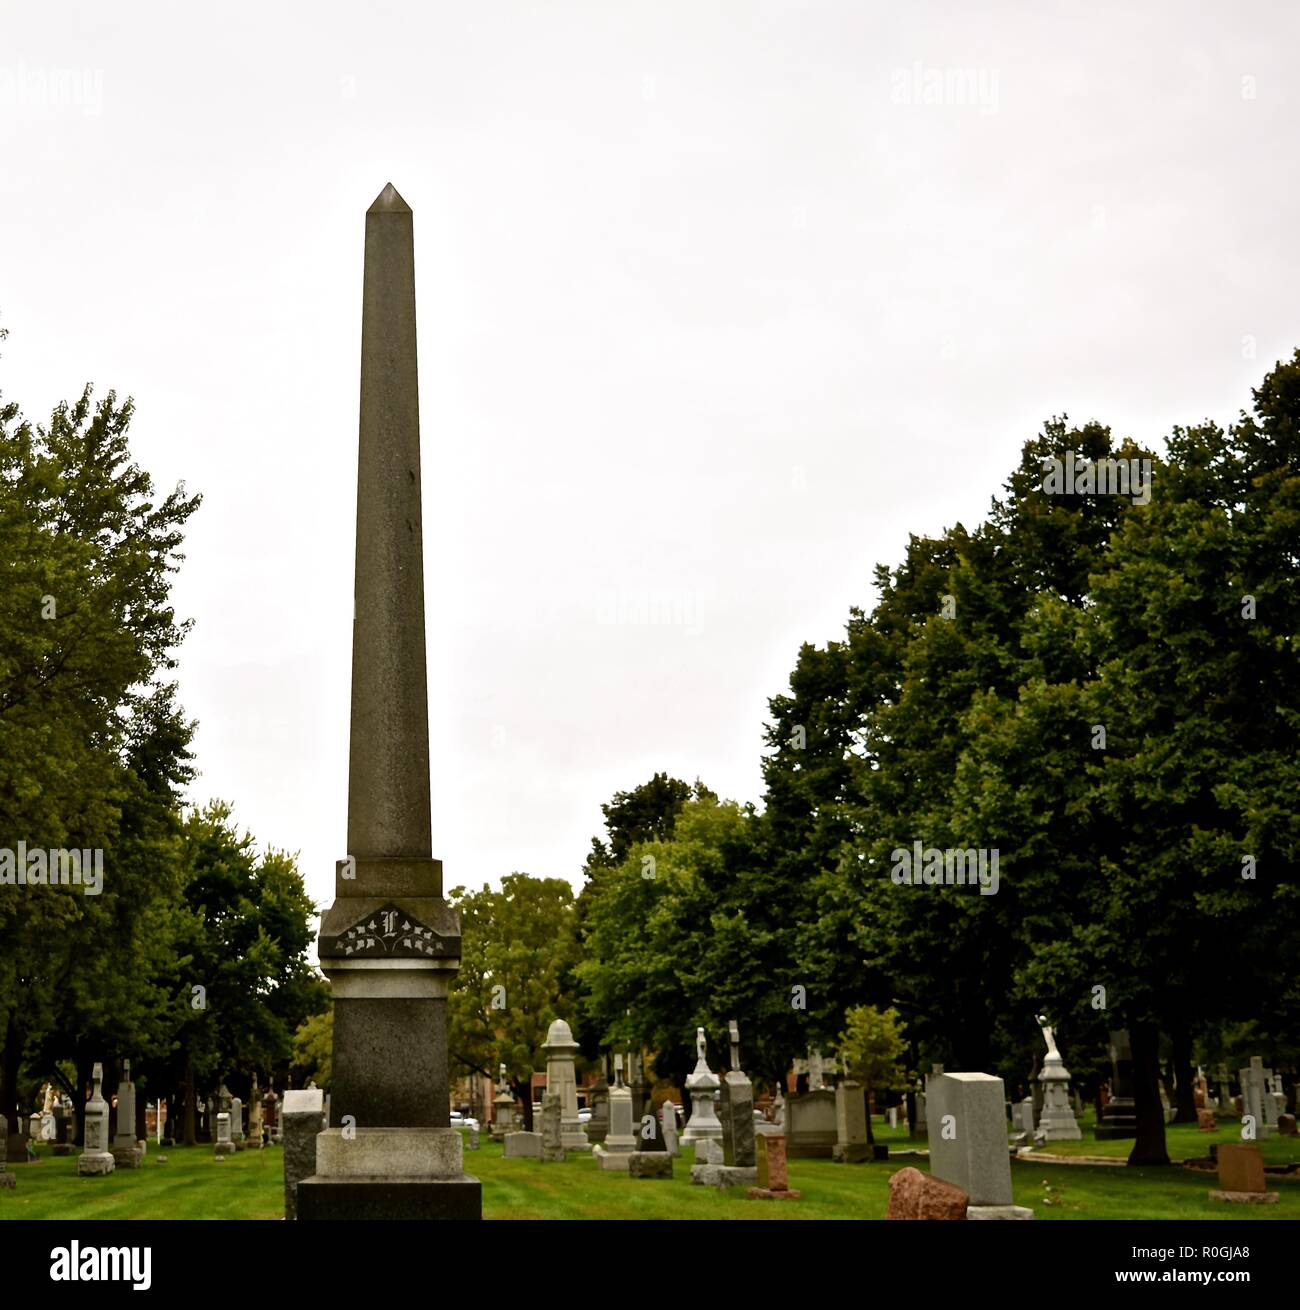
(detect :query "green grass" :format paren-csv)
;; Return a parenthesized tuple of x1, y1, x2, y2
(1012, 1108, 1300, 1166)
(2, 1124, 1295, 1221)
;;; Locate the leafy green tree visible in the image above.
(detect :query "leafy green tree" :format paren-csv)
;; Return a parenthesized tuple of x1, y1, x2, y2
(169, 802, 327, 1143)
(0, 346, 200, 1144)
(291, 1007, 333, 1090)
(447, 874, 580, 1130)
(837, 1004, 908, 1144)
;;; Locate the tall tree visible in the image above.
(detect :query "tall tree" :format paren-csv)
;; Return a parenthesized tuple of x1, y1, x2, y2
(447, 874, 580, 1131)
(0, 353, 200, 1144)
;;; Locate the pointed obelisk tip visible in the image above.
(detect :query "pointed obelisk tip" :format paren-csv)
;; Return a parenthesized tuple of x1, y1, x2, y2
(368, 182, 411, 214)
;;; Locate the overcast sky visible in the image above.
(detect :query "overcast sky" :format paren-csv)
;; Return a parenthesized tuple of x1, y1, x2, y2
(2, 1, 1297, 920)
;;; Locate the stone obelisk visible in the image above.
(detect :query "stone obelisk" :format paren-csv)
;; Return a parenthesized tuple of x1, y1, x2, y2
(297, 183, 481, 1220)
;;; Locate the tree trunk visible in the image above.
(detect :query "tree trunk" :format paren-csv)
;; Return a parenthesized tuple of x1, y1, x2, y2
(1127, 1022, 1170, 1166)
(183, 1054, 197, 1146)
(1171, 1027, 1197, 1124)
(0, 1013, 20, 1144)
(516, 1080, 533, 1132)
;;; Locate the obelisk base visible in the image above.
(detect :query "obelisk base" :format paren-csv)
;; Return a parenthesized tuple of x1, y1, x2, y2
(299, 1127, 480, 1221)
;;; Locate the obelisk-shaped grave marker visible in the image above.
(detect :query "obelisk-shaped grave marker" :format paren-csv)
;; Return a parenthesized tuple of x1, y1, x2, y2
(297, 184, 481, 1220)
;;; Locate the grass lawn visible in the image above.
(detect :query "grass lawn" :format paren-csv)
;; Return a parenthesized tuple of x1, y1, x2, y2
(2, 1116, 1297, 1221)
(1013, 1108, 1300, 1166)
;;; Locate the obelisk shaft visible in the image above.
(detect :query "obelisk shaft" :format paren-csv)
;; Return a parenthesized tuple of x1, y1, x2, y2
(348, 182, 431, 861)
(299, 185, 479, 1218)
(314, 184, 461, 1134)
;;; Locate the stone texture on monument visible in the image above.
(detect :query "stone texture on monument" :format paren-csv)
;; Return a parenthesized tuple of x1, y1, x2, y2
(1035, 1025, 1083, 1142)
(491, 1065, 516, 1141)
(540, 1093, 564, 1163)
(543, 1020, 589, 1150)
(298, 184, 480, 1222)
(832, 1081, 870, 1163)
(886, 1167, 968, 1220)
(77, 1064, 115, 1177)
(1239, 1058, 1276, 1139)
(719, 1071, 756, 1168)
(0, 1171, 14, 1189)
(681, 1028, 723, 1143)
(786, 1089, 836, 1158)
(693, 1137, 723, 1164)
(1209, 1140, 1278, 1203)
(503, 1131, 543, 1159)
(1197, 1109, 1217, 1131)
(928, 1072, 1018, 1210)
(628, 1152, 673, 1178)
(281, 1088, 323, 1219)
(1278, 1113, 1297, 1136)
(215, 1111, 235, 1159)
(1216, 1143, 1266, 1193)
(593, 1144, 633, 1171)
(756, 1132, 788, 1190)
(111, 1064, 143, 1168)
(230, 1095, 245, 1150)
(660, 1100, 680, 1156)
(690, 1162, 757, 1188)
(604, 1083, 636, 1153)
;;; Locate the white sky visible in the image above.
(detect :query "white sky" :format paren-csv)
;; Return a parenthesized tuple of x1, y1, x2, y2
(2, 1, 1297, 922)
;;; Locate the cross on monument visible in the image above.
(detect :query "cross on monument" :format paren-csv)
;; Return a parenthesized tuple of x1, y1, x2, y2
(728, 1018, 741, 1071)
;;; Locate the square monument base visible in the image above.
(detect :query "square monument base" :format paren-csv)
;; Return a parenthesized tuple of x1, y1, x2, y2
(297, 1174, 481, 1221)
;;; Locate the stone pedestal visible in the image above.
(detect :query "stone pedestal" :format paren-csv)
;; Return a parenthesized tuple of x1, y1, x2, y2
(543, 1020, 588, 1151)
(681, 1028, 722, 1144)
(1037, 1054, 1082, 1141)
(78, 1064, 115, 1176)
(604, 1083, 636, 1153)
(491, 1093, 516, 1142)
(297, 183, 480, 1222)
